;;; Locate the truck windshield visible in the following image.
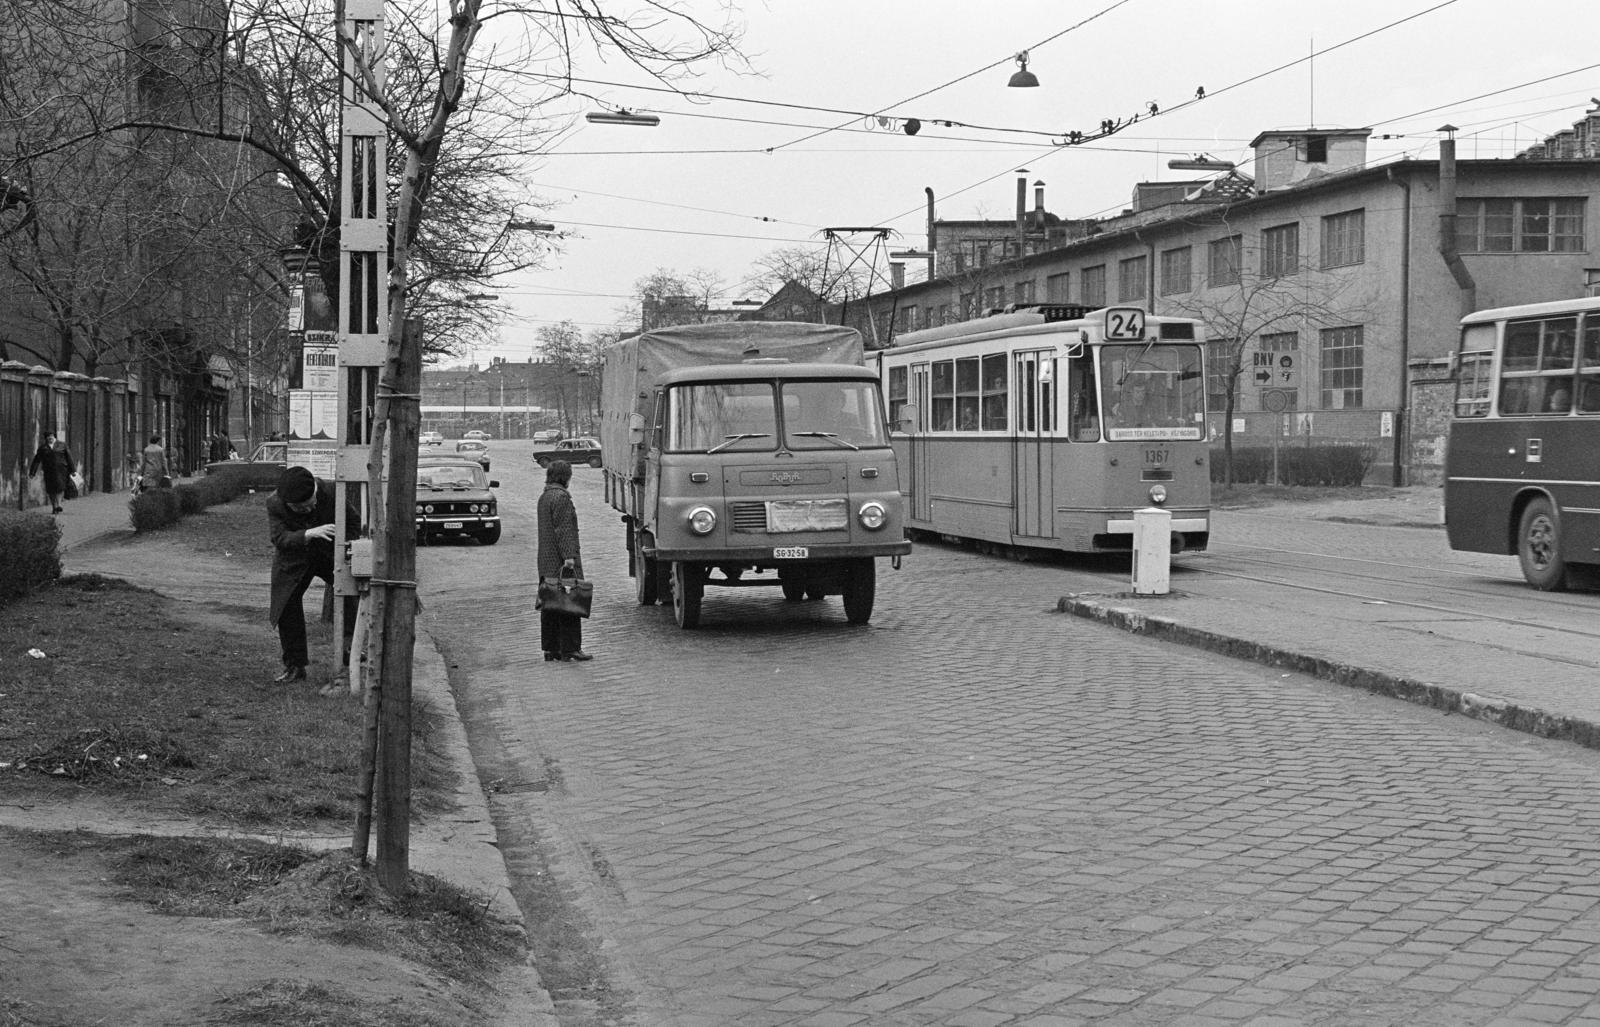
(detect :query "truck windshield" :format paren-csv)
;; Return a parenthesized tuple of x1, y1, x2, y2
(665, 382, 778, 453)
(1099, 344, 1205, 440)
(781, 380, 890, 449)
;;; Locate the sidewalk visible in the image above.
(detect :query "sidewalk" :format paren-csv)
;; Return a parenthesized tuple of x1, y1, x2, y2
(1058, 485, 1600, 753)
(40, 484, 557, 1026)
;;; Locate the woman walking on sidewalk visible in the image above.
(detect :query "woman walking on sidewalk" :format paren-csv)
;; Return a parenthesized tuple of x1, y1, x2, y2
(28, 433, 76, 514)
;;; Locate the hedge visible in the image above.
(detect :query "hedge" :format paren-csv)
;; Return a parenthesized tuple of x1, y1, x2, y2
(0, 510, 62, 608)
(129, 474, 252, 533)
(1211, 444, 1375, 486)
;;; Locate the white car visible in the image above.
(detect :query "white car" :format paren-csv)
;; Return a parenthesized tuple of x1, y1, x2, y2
(420, 430, 444, 446)
(463, 429, 491, 441)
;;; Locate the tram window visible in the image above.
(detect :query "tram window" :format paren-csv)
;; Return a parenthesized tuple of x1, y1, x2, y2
(1041, 359, 1057, 432)
(887, 365, 909, 431)
(1068, 355, 1099, 440)
(981, 353, 1007, 430)
(956, 356, 980, 430)
(931, 360, 955, 431)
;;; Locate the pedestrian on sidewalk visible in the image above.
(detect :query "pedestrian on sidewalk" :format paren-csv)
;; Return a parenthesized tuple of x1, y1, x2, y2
(138, 435, 171, 492)
(537, 459, 592, 662)
(267, 466, 358, 684)
(27, 433, 75, 514)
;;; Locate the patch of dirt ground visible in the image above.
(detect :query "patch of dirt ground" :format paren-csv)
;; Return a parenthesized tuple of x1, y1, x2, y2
(0, 497, 547, 1027)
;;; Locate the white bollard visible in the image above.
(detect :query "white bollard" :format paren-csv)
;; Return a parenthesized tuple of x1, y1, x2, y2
(1131, 506, 1172, 596)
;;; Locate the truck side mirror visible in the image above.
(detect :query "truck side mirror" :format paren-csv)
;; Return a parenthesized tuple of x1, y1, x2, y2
(628, 412, 645, 445)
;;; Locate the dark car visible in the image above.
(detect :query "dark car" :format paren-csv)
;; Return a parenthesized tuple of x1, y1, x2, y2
(454, 439, 491, 471)
(416, 457, 501, 545)
(533, 435, 602, 469)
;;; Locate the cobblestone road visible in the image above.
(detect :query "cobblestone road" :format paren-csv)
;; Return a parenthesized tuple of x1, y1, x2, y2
(423, 457, 1600, 1026)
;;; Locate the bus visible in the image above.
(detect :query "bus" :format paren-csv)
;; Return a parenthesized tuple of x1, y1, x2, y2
(878, 304, 1210, 556)
(1444, 295, 1600, 590)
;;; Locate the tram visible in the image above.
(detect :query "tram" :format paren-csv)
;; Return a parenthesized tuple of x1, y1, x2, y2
(878, 304, 1210, 555)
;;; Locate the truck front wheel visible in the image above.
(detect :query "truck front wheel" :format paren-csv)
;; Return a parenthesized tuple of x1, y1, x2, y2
(672, 562, 704, 629)
(633, 532, 659, 606)
(842, 558, 876, 625)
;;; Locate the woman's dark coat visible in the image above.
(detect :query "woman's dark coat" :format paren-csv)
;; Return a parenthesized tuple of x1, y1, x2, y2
(28, 442, 75, 496)
(536, 482, 582, 579)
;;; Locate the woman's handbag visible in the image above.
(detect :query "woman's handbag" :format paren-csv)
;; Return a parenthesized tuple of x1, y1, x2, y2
(65, 472, 83, 499)
(537, 571, 593, 618)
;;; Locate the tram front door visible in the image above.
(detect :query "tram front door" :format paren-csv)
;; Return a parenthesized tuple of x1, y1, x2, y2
(1012, 350, 1055, 539)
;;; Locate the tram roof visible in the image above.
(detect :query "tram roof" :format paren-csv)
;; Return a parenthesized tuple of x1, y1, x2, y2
(1461, 295, 1600, 326)
(887, 307, 1200, 356)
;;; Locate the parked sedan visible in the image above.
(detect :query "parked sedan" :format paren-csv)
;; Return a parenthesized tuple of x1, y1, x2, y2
(533, 435, 602, 469)
(420, 430, 444, 446)
(454, 439, 491, 471)
(463, 429, 491, 441)
(416, 457, 501, 545)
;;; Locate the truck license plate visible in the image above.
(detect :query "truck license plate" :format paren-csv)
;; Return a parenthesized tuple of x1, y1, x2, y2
(773, 546, 808, 559)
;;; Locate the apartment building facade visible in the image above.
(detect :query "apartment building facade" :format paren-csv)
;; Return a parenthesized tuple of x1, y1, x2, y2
(832, 114, 1600, 484)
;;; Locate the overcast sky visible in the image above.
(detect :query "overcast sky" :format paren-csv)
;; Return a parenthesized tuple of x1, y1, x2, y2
(462, 0, 1599, 365)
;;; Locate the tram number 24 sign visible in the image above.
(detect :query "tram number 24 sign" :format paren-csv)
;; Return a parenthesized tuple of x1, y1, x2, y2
(1103, 307, 1147, 340)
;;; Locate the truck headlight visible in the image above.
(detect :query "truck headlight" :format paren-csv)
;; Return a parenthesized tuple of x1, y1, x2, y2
(1147, 484, 1168, 505)
(687, 505, 717, 535)
(858, 501, 887, 530)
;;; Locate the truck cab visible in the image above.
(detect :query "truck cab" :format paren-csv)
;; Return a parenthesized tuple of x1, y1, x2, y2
(624, 362, 910, 628)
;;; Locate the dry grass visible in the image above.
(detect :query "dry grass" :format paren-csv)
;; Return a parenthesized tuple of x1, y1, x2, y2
(0, 496, 450, 826)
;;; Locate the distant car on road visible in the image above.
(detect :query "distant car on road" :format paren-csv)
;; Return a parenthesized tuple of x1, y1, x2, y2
(533, 436, 602, 469)
(455, 439, 491, 471)
(531, 429, 563, 444)
(416, 456, 501, 545)
(463, 429, 491, 441)
(420, 430, 444, 446)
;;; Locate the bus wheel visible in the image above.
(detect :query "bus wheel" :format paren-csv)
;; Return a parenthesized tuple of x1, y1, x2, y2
(633, 532, 659, 606)
(1518, 496, 1569, 591)
(672, 562, 703, 628)
(842, 558, 876, 625)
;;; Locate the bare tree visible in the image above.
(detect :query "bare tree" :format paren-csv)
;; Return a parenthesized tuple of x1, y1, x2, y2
(746, 244, 869, 316)
(1166, 244, 1368, 488)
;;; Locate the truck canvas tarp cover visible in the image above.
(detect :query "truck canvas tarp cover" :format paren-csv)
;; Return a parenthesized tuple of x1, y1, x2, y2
(599, 322, 865, 467)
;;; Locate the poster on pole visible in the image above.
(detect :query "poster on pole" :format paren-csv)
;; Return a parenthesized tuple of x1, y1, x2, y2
(289, 389, 338, 441)
(302, 331, 338, 391)
(286, 440, 337, 479)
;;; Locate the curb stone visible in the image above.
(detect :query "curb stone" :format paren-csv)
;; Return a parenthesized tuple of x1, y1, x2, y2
(1054, 593, 1600, 752)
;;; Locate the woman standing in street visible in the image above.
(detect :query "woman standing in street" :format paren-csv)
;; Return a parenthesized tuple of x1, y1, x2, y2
(537, 459, 593, 662)
(28, 433, 76, 514)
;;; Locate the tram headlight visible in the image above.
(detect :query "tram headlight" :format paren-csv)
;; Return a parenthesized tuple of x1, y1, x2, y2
(686, 505, 717, 535)
(1147, 484, 1168, 506)
(858, 501, 887, 530)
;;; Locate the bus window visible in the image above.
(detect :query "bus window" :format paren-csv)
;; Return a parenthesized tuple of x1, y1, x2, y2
(1579, 374, 1600, 414)
(1454, 350, 1493, 418)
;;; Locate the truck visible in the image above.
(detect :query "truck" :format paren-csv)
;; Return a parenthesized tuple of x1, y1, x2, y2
(599, 321, 910, 628)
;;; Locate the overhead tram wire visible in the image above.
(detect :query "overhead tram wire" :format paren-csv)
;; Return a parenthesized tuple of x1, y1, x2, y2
(866, 0, 1470, 229)
(759, 0, 1141, 154)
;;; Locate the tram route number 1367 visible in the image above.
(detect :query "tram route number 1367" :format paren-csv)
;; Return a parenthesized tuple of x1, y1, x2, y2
(1104, 307, 1147, 340)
